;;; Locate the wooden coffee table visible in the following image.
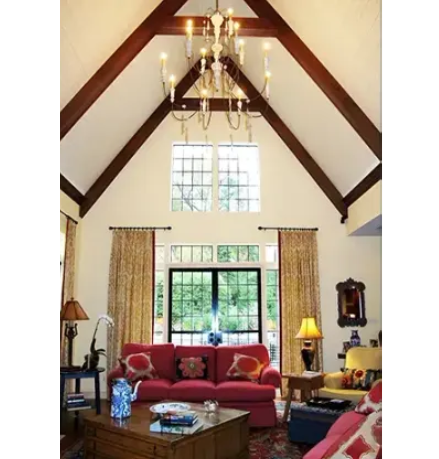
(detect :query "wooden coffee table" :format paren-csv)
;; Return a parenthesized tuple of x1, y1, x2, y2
(84, 402, 250, 459)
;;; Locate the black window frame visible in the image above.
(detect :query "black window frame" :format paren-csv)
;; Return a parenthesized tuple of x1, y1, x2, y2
(168, 267, 263, 345)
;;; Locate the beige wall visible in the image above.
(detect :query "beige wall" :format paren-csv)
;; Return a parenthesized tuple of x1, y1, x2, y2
(347, 181, 382, 235)
(75, 114, 381, 391)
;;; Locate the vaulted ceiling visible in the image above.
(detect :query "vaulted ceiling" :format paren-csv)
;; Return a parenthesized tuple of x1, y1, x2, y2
(60, 0, 381, 219)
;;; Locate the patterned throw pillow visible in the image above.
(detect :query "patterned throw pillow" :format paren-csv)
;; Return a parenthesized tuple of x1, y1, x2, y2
(176, 356, 208, 380)
(226, 353, 264, 383)
(355, 380, 382, 415)
(342, 369, 381, 391)
(119, 352, 158, 382)
(322, 409, 382, 459)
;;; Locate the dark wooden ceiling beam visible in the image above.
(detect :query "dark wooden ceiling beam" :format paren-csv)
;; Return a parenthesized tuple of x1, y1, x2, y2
(79, 62, 201, 218)
(60, 0, 189, 140)
(343, 164, 382, 209)
(242, 0, 382, 160)
(60, 174, 85, 206)
(158, 16, 277, 37)
(224, 59, 346, 218)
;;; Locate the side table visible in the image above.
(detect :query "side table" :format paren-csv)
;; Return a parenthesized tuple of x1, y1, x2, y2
(60, 367, 105, 425)
(282, 373, 324, 423)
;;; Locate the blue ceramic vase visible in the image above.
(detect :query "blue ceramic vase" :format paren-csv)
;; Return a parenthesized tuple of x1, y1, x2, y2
(349, 330, 361, 347)
(110, 378, 141, 419)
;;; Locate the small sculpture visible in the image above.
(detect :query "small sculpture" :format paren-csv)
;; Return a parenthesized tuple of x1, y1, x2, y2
(111, 378, 141, 419)
(82, 314, 114, 371)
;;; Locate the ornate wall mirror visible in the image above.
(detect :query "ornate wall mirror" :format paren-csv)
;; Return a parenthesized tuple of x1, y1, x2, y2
(336, 278, 367, 327)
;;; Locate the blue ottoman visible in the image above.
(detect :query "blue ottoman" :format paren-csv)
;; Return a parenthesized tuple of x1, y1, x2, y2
(288, 403, 354, 445)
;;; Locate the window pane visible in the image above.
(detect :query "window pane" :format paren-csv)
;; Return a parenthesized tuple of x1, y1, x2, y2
(218, 144, 260, 212)
(217, 245, 259, 263)
(170, 245, 213, 264)
(266, 245, 278, 263)
(172, 144, 212, 212)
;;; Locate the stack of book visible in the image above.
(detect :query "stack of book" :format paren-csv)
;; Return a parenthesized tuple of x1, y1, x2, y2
(150, 411, 203, 435)
(66, 393, 91, 411)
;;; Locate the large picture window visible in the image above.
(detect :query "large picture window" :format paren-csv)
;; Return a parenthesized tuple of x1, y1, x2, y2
(169, 268, 262, 346)
(171, 143, 213, 212)
(218, 144, 260, 212)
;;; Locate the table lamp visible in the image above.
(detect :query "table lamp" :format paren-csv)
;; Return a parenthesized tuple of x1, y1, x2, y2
(295, 317, 323, 371)
(60, 298, 89, 369)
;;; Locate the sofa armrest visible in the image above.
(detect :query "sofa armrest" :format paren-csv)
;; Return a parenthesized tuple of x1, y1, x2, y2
(323, 371, 344, 389)
(260, 366, 281, 388)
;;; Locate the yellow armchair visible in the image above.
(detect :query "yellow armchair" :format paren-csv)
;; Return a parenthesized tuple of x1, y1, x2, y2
(319, 347, 382, 404)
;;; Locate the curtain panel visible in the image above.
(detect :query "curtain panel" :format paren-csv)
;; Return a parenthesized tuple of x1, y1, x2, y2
(107, 230, 155, 373)
(279, 230, 323, 395)
(60, 218, 77, 365)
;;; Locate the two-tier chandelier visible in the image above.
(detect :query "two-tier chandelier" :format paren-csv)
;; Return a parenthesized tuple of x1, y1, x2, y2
(159, 0, 272, 141)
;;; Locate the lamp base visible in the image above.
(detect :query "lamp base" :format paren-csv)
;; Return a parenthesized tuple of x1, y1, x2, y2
(301, 340, 315, 371)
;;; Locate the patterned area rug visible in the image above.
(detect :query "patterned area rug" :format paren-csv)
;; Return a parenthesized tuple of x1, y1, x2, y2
(61, 402, 311, 459)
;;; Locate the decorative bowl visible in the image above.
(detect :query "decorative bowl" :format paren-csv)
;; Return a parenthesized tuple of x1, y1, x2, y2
(149, 402, 191, 414)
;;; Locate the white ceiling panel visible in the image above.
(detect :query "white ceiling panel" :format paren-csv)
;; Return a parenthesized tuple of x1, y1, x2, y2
(177, 0, 257, 17)
(240, 37, 379, 195)
(60, 0, 160, 109)
(61, 36, 201, 193)
(268, 0, 381, 128)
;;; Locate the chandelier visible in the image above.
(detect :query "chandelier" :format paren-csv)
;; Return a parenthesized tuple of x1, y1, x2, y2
(159, 0, 272, 141)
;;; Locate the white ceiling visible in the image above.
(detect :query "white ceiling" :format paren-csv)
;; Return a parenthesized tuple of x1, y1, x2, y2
(60, 0, 381, 198)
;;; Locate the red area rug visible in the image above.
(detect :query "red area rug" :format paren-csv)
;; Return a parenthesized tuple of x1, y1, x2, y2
(61, 402, 311, 459)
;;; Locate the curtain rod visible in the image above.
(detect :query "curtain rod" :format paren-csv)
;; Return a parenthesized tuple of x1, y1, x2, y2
(109, 226, 172, 231)
(60, 210, 78, 225)
(258, 226, 318, 231)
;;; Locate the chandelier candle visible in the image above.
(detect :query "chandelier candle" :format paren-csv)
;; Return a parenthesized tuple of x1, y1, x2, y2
(160, 53, 167, 82)
(186, 20, 193, 58)
(169, 75, 176, 103)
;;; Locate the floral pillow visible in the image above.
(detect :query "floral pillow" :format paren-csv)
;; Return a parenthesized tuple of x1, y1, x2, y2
(342, 369, 381, 391)
(322, 409, 382, 459)
(176, 356, 208, 380)
(226, 353, 264, 383)
(119, 352, 158, 382)
(355, 380, 382, 415)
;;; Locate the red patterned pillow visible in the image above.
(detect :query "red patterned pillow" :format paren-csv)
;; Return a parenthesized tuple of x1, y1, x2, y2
(176, 356, 208, 380)
(119, 352, 158, 382)
(226, 353, 264, 382)
(322, 409, 382, 459)
(355, 380, 382, 415)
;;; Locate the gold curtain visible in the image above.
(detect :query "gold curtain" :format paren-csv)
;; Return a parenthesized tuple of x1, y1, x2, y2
(279, 230, 323, 395)
(107, 230, 155, 373)
(60, 218, 77, 365)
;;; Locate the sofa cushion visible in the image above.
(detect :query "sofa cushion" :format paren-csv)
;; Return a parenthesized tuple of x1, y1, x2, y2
(136, 379, 173, 402)
(119, 352, 158, 382)
(303, 436, 344, 459)
(318, 387, 366, 404)
(215, 381, 275, 402)
(175, 345, 217, 381)
(355, 380, 382, 415)
(327, 410, 366, 437)
(169, 380, 216, 402)
(216, 345, 270, 383)
(121, 343, 175, 381)
(226, 353, 264, 382)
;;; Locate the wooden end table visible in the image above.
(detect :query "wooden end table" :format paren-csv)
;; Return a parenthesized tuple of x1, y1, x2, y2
(282, 373, 324, 423)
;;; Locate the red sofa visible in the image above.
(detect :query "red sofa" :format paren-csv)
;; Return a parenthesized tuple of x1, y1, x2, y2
(107, 343, 281, 427)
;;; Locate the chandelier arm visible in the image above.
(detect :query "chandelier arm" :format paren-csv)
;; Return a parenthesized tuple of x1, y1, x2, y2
(170, 107, 198, 122)
(202, 111, 213, 130)
(226, 111, 241, 130)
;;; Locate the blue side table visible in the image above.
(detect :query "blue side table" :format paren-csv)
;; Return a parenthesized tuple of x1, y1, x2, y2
(288, 402, 354, 445)
(60, 367, 104, 424)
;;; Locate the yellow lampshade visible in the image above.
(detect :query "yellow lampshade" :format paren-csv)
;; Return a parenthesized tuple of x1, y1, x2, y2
(295, 317, 323, 340)
(60, 298, 89, 321)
